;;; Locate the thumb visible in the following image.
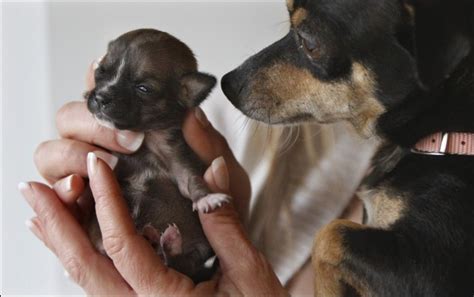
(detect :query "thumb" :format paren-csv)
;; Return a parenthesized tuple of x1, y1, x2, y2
(86, 60, 97, 91)
(86, 55, 104, 91)
(198, 159, 258, 276)
(199, 197, 285, 296)
(199, 204, 254, 273)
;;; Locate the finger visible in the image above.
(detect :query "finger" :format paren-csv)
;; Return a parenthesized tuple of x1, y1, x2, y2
(26, 217, 59, 255)
(25, 217, 46, 243)
(183, 108, 251, 209)
(183, 107, 235, 166)
(204, 157, 230, 194)
(87, 153, 190, 294)
(203, 156, 248, 223)
(35, 139, 118, 183)
(53, 174, 85, 206)
(200, 159, 252, 269)
(86, 60, 97, 91)
(200, 206, 285, 295)
(200, 158, 253, 266)
(19, 182, 134, 295)
(199, 205, 259, 279)
(56, 101, 144, 153)
(53, 174, 86, 220)
(199, 155, 284, 294)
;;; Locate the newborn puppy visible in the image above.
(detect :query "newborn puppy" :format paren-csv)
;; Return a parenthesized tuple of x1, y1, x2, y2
(85, 28, 231, 282)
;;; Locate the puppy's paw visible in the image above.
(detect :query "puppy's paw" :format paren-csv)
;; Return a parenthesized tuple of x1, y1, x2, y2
(142, 223, 161, 251)
(160, 223, 183, 258)
(193, 193, 232, 213)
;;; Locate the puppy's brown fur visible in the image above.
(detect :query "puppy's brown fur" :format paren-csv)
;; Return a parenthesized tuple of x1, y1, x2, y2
(86, 29, 227, 283)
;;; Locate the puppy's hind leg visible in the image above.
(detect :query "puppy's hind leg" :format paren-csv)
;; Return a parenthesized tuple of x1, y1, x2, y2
(312, 220, 401, 297)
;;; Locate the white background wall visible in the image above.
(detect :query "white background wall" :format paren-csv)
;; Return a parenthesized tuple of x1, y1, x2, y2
(2, 1, 288, 295)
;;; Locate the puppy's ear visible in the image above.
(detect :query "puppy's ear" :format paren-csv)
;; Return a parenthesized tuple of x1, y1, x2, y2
(180, 72, 217, 107)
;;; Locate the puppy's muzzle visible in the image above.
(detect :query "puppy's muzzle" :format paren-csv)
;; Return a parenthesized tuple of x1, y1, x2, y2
(92, 93, 111, 107)
(88, 90, 112, 112)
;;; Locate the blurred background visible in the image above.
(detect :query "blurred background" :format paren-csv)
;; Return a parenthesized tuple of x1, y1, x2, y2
(2, 1, 289, 294)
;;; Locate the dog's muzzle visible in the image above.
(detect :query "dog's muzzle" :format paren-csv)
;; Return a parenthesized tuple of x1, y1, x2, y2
(221, 70, 244, 108)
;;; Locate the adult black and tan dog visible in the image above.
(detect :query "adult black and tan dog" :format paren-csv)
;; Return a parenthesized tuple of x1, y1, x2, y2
(222, 0, 474, 296)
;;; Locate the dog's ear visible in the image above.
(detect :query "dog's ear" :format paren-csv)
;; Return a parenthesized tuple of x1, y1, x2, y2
(179, 72, 217, 107)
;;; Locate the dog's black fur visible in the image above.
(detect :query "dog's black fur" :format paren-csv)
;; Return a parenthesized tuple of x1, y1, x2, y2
(222, 0, 474, 296)
(414, 0, 472, 88)
(85, 29, 229, 283)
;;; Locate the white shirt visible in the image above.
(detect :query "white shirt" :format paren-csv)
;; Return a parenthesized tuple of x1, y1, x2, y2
(203, 98, 376, 284)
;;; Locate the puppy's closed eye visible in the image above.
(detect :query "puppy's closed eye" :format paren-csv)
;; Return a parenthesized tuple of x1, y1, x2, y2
(136, 85, 151, 94)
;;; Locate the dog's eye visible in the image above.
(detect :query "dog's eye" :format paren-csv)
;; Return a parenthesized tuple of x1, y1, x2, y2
(302, 37, 318, 52)
(297, 32, 320, 57)
(136, 85, 150, 93)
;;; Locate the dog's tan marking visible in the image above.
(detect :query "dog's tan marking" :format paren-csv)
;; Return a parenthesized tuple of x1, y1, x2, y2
(312, 220, 370, 297)
(291, 8, 308, 27)
(313, 220, 362, 265)
(286, 0, 295, 12)
(359, 188, 406, 229)
(246, 62, 385, 136)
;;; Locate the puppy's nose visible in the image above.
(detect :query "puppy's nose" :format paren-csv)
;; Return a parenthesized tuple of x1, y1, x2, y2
(94, 94, 111, 106)
(221, 70, 242, 106)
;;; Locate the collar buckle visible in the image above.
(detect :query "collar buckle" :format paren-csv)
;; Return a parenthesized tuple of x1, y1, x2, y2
(411, 132, 449, 156)
(439, 132, 449, 155)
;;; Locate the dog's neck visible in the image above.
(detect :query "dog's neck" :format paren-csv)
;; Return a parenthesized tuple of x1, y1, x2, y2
(376, 52, 474, 149)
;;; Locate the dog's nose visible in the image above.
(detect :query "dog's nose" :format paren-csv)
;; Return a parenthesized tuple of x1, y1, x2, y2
(221, 70, 242, 105)
(94, 94, 111, 106)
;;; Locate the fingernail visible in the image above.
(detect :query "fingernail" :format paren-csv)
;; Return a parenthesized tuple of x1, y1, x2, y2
(25, 218, 44, 241)
(18, 182, 33, 202)
(211, 156, 229, 191)
(87, 152, 98, 176)
(25, 219, 34, 229)
(195, 107, 209, 128)
(92, 60, 99, 70)
(94, 151, 118, 169)
(54, 175, 74, 193)
(64, 270, 70, 279)
(92, 55, 104, 70)
(116, 130, 145, 151)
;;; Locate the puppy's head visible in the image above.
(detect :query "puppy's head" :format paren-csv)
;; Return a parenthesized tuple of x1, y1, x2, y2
(222, 0, 419, 136)
(87, 29, 216, 131)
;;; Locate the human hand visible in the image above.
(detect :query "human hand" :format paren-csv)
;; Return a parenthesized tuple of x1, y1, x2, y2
(21, 150, 285, 295)
(22, 61, 287, 295)
(34, 61, 250, 219)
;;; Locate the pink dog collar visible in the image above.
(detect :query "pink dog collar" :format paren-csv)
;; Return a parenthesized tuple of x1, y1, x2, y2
(412, 132, 474, 156)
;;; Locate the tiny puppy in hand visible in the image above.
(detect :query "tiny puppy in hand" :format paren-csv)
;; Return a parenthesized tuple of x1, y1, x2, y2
(85, 28, 231, 282)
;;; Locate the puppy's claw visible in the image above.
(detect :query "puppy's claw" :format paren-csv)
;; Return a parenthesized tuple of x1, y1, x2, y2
(193, 193, 232, 214)
(160, 224, 183, 258)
